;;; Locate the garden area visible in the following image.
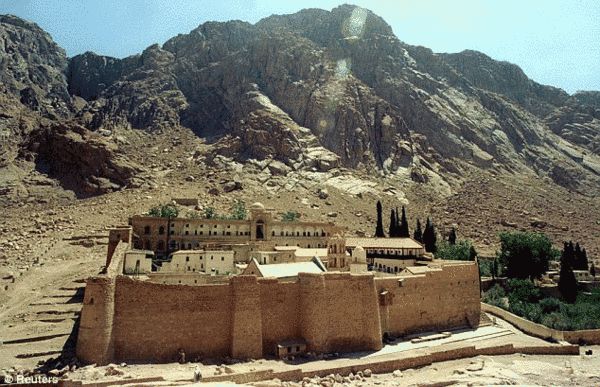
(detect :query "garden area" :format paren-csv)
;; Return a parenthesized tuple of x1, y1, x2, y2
(480, 231, 599, 330)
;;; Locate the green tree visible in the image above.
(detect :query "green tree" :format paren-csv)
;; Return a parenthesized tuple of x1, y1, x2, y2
(423, 217, 437, 253)
(204, 206, 217, 219)
(436, 240, 476, 261)
(148, 203, 179, 218)
(389, 209, 397, 237)
(230, 200, 247, 220)
(399, 206, 410, 237)
(573, 243, 588, 270)
(497, 231, 556, 280)
(375, 201, 385, 237)
(448, 228, 457, 245)
(282, 211, 300, 222)
(413, 219, 423, 243)
(559, 255, 578, 303)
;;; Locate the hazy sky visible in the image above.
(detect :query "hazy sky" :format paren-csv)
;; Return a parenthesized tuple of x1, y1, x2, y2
(1, 0, 599, 94)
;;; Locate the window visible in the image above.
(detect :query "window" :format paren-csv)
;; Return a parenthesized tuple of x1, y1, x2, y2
(221, 256, 224, 261)
(185, 230, 189, 235)
(186, 224, 189, 228)
(211, 256, 214, 260)
(214, 225, 217, 228)
(280, 231, 284, 236)
(159, 226, 165, 235)
(170, 230, 174, 235)
(144, 226, 150, 235)
(186, 256, 190, 261)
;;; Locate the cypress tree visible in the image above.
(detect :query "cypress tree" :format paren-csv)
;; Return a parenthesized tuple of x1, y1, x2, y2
(389, 209, 397, 237)
(559, 255, 578, 303)
(399, 206, 410, 237)
(561, 241, 575, 268)
(414, 219, 423, 243)
(423, 217, 437, 253)
(448, 228, 457, 245)
(574, 242, 583, 269)
(375, 201, 385, 237)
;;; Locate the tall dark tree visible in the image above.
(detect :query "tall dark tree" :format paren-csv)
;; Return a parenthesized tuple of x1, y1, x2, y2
(448, 228, 457, 245)
(399, 206, 410, 237)
(375, 201, 385, 237)
(573, 244, 589, 270)
(413, 219, 423, 243)
(559, 254, 578, 303)
(423, 217, 437, 253)
(499, 232, 553, 280)
(389, 209, 397, 237)
(561, 241, 575, 268)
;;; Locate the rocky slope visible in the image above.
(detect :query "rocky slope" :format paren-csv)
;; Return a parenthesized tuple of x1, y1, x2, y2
(0, 4, 599, 229)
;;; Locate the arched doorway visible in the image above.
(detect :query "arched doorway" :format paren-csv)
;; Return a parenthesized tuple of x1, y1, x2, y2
(255, 220, 265, 240)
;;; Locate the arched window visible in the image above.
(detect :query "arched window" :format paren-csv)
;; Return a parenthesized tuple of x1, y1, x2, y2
(159, 226, 165, 235)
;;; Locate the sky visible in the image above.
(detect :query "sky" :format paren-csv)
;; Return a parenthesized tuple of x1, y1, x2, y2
(1, 0, 599, 94)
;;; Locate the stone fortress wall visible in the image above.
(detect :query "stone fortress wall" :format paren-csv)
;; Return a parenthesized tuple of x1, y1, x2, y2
(76, 228, 481, 365)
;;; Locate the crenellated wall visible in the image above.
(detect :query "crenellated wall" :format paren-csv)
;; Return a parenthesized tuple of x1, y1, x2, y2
(77, 260, 480, 364)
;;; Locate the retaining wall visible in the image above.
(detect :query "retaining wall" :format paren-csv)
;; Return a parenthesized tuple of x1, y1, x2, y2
(482, 303, 600, 344)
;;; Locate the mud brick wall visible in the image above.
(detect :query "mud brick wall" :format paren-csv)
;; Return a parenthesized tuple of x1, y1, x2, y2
(376, 262, 481, 336)
(77, 262, 481, 364)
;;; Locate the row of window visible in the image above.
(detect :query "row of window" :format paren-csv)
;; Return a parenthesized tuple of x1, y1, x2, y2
(142, 225, 328, 237)
(184, 256, 226, 261)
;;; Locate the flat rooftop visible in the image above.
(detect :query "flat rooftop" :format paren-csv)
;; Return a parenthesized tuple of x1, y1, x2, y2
(346, 237, 424, 249)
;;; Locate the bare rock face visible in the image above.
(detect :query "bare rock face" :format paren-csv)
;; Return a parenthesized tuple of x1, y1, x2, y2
(1, 7, 600, 197)
(23, 123, 141, 197)
(0, 15, 71, 118)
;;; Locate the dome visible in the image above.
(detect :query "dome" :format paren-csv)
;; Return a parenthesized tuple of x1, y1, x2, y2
(250, 202, 265, 211)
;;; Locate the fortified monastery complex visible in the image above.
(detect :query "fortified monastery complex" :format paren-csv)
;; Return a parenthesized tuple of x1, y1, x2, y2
(76, 203, 481, 364)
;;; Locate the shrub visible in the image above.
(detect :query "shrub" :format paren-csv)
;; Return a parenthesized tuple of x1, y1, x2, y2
(483, 284, 506, 308)
(282, 211, 300, 222)
(539, 297, 561, 314)
(203, 206, 216, 219)
(436, 240, 475, 261)
(148, 203, 179, 218)
(507, 278, 541, 305)
(230, 200, 246, 220)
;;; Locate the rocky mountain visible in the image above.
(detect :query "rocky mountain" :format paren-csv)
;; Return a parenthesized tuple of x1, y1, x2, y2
(1, 4, 599, 199)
